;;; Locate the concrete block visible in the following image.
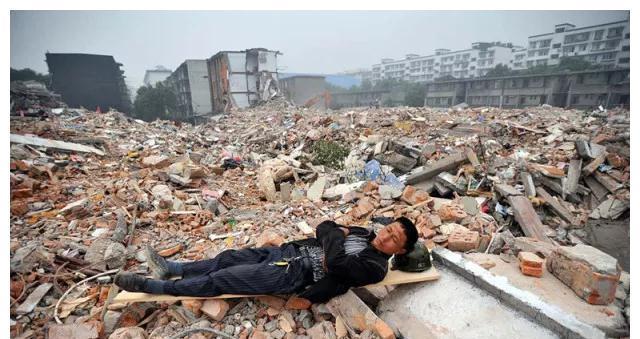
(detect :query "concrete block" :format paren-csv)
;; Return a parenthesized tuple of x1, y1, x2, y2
(546, 244, 621, 305)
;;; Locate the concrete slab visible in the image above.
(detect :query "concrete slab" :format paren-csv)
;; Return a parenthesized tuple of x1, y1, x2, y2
(379, 265, 560, 339)
(464, 253, 627, 337)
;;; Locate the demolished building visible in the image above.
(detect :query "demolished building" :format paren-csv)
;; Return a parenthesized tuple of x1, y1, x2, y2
(206, 48, 281, 113)
(45, 53, 132, 113)
(166, 59, 212, 121)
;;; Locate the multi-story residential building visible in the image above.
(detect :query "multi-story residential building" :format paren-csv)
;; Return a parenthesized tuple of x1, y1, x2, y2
(424, 68, 629, 109)
(167, 60, 212, 120)
(339, 69, 373, 83)
(45, 53, 131, 113)
(371, 42, 518, 84)
(143, 66, 172, 86)
(525, 19, 629, 69)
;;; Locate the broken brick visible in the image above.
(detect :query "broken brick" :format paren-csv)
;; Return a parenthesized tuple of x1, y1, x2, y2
(518, 251, 544, 268)
(447, 230, 479, 252)
(546, 244, 621, 305)
(400, 185, 429, 205)
(257, 295, 286, 310)
(201, 299, 229, 321)
(519, 262, 543, 278)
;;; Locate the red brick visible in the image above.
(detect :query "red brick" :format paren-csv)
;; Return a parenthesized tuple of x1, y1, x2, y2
(10, 201, 29, 216)
(182, 299, 203, 316)
(518, 251, 544, 268)
(447, 230, 479, 252)
(201, 299, 229, 321)
(401, 186, 429, 205)
(373, 319, 396, 339)
(11, 188, 33, 199)
(350, 197, 375, 219)
(519, 262, 543, 278)
(256, 230, 284, 247)
(250, 330, 269, 339)
(257, 295, 286, 310)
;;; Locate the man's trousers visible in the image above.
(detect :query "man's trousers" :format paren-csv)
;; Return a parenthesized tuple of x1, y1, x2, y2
(152, 244, 312, 297)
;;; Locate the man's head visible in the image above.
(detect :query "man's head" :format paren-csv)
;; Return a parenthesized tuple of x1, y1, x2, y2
(372, 217, 418, 255)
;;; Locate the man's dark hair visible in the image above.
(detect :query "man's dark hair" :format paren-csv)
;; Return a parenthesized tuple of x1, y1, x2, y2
(395, 217, 418, 252)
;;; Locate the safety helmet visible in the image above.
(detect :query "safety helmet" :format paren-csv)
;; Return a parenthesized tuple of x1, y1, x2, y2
(391, 241, 432, 272)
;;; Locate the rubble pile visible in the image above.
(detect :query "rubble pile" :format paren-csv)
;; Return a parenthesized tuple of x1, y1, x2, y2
(10, 100, 630, 338)
(10, 81, 65, 117)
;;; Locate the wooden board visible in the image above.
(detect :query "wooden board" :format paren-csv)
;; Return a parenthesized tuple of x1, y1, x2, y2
(112, 266, 440, 304)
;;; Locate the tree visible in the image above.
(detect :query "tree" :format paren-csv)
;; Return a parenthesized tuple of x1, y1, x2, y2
(484, 64, 513, 77)
(133, 83, 177, 121)
(404, 82, 426, 107)
(11, 68, 51, 86)
(434, 75, 456, 81)
(557, 57, 597, 72)
(360, 79, 373, 91)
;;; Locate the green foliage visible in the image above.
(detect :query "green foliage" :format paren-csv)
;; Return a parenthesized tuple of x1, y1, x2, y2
(484, 64, 512, 77)
(133, 82, 177, 122)
(434, 75, 456, 81)
(557, 57, 598, 71)
(11, 68, 51, 86)
(404, 82, 426, 107)
(311, 140, 349, 170)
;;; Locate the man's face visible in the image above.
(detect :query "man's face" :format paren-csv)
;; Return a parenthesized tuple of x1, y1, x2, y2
(372, 222, 408, 255)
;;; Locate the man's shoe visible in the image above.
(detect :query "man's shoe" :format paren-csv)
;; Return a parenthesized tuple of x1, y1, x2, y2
(145, 245, 170, 280)
(114, 272, 147, 292)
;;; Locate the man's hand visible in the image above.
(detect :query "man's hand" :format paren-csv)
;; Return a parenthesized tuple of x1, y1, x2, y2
(285, 296, 312, 310)
(339, 227, 350, 236)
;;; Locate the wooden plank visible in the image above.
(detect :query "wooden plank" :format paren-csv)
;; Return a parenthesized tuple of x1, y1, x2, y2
(564, 159, 582, 194)
(112, 266, 440, 304)
(593, 172, 623, 193)
(536, 187, 575, 225)
(10, 134, 105, 156)
(495, 184, 522, 198)
(582, 152, 607, 176)
(584, 176, 609, 201)
(507, 195, 553, 243)
(520, 172, 536, 197)
(538, 176, 582, 204)
(16, 283, 53, 314)
(406, 152, 467, 184)
(465, 147, 480, 167)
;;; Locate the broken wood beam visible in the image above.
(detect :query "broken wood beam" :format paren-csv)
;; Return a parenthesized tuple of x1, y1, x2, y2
(520, 172, 536, 197)
(10, 134, 105, 156)
(564, 159, 582, 195)
(582, 152, 608, 177)
(406, 152, 467, 184)
(536, 187, 576, 225)
(507, 195, 553, 244)
(593, 172, 623, 193)
(537, 176, 582, 204)
(327, 290, 396, 339)
(584, 176, 609, 201)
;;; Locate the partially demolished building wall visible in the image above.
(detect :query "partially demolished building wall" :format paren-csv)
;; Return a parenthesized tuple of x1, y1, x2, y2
(206, 48, 280, 113)
(45, 53, 131, 112)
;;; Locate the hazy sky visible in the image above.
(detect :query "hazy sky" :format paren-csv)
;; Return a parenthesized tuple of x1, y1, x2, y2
(11, 10, 628, 88)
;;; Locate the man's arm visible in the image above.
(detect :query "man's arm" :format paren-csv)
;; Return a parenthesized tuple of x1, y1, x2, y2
(298, 275, 350, 304)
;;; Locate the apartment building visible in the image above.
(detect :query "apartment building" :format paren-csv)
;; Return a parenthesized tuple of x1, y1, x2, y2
(525, 19, 630, 69)
(424, 68, 629, 109)
(143, 67, 172, 86)
(371, 42, 518, 84)
(167, 59, 212, 120)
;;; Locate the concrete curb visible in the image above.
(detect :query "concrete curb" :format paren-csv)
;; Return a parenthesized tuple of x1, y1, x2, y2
(431, 247, 607, 339)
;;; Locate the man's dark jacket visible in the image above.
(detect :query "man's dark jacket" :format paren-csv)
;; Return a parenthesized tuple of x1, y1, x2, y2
(288, 220, 390, 303)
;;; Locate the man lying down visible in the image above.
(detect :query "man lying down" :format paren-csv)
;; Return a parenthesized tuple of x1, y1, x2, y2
(115, 218, 418, 309)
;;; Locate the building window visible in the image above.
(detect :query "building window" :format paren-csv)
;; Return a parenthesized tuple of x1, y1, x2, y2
(602, 53, 616, 60)
(607, 26, 624, 38)
(594, 30, 604, 40)
(605, 40, 620, 50)
(529, 41, 537, 49)
(625, 33, 630, 39)
(622, 45, 630, 51)
(552, 43, 561, 49)
(578, 44, 587, 52)
(539, 39, 551, 48)
(551, 54, 559, 59)
(619, 57, 630, 64)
